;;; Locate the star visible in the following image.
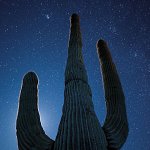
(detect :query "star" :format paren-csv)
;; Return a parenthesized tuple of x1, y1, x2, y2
(46, 14, 50, 19)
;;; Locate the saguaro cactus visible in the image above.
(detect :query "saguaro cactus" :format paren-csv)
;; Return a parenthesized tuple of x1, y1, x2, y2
(16, 14, 128, 150)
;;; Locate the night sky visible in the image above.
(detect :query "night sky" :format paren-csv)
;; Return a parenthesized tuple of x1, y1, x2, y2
(0, 0, 150, 149)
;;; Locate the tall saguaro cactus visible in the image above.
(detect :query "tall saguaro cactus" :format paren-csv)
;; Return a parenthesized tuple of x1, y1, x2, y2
(54, 13, 108, 150)
(16, 14, 128, 150)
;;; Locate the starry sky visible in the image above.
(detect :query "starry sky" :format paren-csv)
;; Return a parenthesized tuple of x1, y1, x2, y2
(0, 0, 150, 149)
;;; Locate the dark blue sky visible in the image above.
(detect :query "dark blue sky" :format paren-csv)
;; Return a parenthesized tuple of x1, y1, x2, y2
(0, 0, 149, 149)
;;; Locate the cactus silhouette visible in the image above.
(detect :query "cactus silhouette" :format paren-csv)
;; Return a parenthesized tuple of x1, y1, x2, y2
(16, 14, 128, 150)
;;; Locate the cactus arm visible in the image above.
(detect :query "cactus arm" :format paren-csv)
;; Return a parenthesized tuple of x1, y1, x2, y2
(16, 72, 54, 150)
(97, 40, 129, 149)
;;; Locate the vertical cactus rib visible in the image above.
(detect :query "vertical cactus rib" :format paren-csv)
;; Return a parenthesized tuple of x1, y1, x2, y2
(97, 40, 129, 149)
(16, 72, 54, 150)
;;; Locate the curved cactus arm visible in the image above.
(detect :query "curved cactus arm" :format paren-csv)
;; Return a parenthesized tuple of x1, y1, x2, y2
(96, 40, 129, 149)
(16, 72, 54, 150)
